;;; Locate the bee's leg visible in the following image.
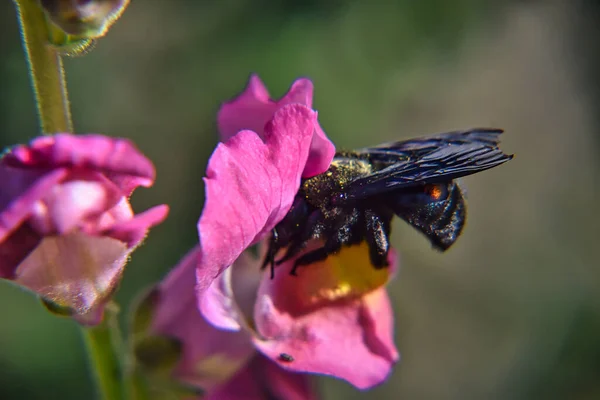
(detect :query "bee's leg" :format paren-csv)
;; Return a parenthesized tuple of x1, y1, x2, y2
(290, 238, 342, 276)
(289, 209, 360, 275)
(275, 210, 322, 266)
(364, 209, 391, 268)
(262, 196, 310, 275)
(261, 229, 279, 279)
(289, 247, 328, 276)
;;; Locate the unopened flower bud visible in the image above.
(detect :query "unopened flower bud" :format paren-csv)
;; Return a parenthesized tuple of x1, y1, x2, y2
(39, 0, 129, 38)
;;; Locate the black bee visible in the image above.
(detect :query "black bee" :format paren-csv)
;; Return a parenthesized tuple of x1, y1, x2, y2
(262, 129, 513, 277)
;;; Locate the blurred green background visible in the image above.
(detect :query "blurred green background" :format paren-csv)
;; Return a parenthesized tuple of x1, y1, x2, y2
(1, 0, 599, 399)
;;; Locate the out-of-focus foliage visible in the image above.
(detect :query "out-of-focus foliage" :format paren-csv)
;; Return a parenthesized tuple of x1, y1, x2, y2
(0, 0, 598, 399)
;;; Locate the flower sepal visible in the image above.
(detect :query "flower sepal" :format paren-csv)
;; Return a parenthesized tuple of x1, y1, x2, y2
(128, 287, 205, 399)
(46, 24, 96, 57)
(130, 288, 183, 376)
(32, 0, 131, 55)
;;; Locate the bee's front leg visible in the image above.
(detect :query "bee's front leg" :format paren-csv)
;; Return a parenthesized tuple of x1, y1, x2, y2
(290, 237, 342, 276)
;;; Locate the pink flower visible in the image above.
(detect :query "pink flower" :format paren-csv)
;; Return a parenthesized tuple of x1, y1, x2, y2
(0, 133, 168, 324)
(140, 246, 317, 400)
(193, 76, 399, 389)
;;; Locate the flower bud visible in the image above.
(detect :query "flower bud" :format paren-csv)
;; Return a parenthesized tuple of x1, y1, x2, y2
(40, 0, 129, 37)
(37, 0, 129, 54)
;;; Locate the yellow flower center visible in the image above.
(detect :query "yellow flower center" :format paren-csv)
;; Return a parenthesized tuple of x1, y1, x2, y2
(288, 242, 392, 309)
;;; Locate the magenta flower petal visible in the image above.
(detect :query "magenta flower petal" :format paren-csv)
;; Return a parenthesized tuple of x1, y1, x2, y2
(103, 203, 169, 248)
(0, 133, 167, 324)
(304, 122, 336, 178)
(216, 75, 335, 178)
(196, 104, 316, 293)
(3, 134, 156, 194)
(206, 355, 318, 400)
(200, 267, 242, 331)
(217, 75, 273, 142)
(15, 232, 128, 322)
(254, 287, 398, 390)
(152, 246, 255, 389)
(0, 224, 41, 279)
(0, 167, 67, 242)
(200, 250, 259, 331)
(34, 175, 124, 235)
(250, 247, 399, 390)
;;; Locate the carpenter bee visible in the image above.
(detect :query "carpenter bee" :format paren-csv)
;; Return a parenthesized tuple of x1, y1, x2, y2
(262, 129, 513, 277)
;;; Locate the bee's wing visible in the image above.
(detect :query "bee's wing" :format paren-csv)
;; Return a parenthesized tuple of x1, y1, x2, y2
(342, 129, 513, 201)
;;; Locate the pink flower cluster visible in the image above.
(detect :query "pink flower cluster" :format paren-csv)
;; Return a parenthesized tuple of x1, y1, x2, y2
(0, 75, 399, 397)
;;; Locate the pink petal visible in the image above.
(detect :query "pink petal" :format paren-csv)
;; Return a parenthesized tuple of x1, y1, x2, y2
(206, 355, 318, 400)
(283, 78, 315, 108)
(200, 249, 263, 332)
(14, 232, 129, 323)
(0, 166, 68, 242)
(201, 267, 241, 331)
(304, 122, 336, 178)
(217, 75, 274, 142)
(196, 104, 316, 294)
(103, 203, 169, 248)
(35, 176, 123, 235)
(254, 288, 398, 390)
(217, 75, 315, 142)
(0, 224, 40, 279)
(216, 75, 335, 178)
(251, 248, 399, 390)
(3, 134, 156, 194)
(152, 246, 255, 389)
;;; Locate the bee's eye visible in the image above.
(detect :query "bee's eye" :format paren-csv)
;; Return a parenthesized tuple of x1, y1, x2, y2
(424, 184, 447, 201)
(393, 183, 449, 206)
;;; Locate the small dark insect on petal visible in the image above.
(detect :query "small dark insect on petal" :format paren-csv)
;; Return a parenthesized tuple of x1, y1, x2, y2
(279, 353, 294, 362)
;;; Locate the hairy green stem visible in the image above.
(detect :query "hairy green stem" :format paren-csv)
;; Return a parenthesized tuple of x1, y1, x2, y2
(14, 0, 73, 133)
(126, 369, 152, 400)
(81, 304, 125, 400)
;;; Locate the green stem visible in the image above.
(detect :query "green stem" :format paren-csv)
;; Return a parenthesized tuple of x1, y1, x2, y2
(14, 0, 73, 133)
(81, 303, 124, 400)
(126, 369, 152, 400)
